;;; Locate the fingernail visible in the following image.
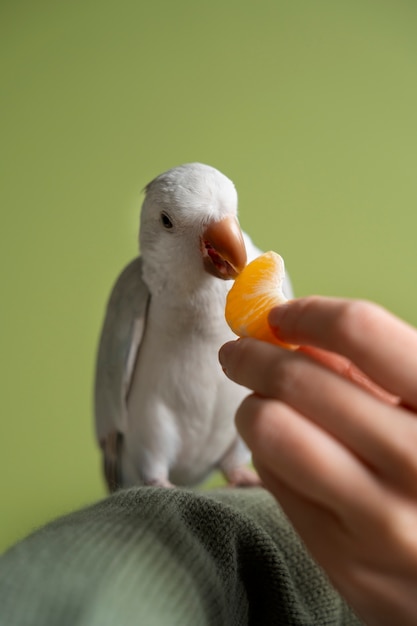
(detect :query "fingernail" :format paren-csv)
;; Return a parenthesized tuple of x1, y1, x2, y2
(268, 304, 288, 328)
(218, 340, 237, 369)
(267, 306, 284, 338)
(268, 304, 295, 344)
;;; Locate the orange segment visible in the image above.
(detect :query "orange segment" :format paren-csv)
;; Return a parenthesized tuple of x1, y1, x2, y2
(225, 251, 292, 347)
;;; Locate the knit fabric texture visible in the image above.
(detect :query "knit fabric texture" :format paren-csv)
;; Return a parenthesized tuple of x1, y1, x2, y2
(0, 487, 362, 625)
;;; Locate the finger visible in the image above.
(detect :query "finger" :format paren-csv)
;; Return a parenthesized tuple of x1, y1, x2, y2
(260, 463, 417, 626)
(254, 463, 400, 624)
(253, 461, 349, 574)
(259, 459, 417, 625)
(222, 339, 417, 480)
(299, 345, 398, 404)
(268, 296, 417, 408)
(235, 393, 383, 518)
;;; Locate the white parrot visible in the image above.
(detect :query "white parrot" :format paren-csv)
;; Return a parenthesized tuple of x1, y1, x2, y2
(94, 162, 293, 491)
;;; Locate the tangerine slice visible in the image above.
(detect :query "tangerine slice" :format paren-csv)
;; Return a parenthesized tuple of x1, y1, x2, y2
(225, 251, 292, 347)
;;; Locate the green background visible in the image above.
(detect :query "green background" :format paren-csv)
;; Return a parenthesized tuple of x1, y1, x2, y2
(1, 0, 417, 552)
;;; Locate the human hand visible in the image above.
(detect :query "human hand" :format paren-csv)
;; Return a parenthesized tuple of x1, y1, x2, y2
(219, 296, 417, 626)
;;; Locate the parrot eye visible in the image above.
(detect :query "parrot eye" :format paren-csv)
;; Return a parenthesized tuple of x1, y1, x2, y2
(160, 212, 174, 230)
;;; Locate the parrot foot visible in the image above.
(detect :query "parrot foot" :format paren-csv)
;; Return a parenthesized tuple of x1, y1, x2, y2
(224, 466, 262, 488)
(144, 477, 175, 488)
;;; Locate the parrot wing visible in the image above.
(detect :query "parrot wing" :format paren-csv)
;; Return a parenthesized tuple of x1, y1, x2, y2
(94, 256, 150, 490)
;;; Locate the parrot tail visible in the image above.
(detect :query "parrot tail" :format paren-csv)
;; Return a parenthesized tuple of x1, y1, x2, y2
(100, 431, 124, 493)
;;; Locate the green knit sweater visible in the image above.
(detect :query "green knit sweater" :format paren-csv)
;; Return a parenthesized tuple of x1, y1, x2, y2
(0, 487, 362, 625)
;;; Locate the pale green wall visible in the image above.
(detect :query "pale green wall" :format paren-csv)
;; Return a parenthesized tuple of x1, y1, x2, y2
(2, 0, 417, 552)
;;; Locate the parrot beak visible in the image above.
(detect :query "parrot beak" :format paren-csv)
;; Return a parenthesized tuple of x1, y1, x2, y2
(201, 215, 247, 279)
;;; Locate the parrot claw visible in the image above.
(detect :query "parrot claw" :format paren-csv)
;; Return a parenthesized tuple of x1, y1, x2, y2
(144, 477, 175, 488)
(224, 466, 262, 488)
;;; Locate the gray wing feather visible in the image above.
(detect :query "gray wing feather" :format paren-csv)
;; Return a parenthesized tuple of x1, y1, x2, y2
(94, 256, 150, 443)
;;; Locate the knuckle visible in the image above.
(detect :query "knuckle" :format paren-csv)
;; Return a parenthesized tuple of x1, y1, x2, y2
(331, 299, 383, 346)
(266, 352, 306, 400)
(389, 425, 417, 482)
(290, 295, 323, 336)
(379, 497, 417, 556)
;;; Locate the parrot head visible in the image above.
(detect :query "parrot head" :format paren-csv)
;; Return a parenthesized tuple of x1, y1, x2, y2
(139, 163, 247, 293)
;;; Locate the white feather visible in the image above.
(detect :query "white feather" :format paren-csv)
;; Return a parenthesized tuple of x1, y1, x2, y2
(95, 162, 293, 489)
